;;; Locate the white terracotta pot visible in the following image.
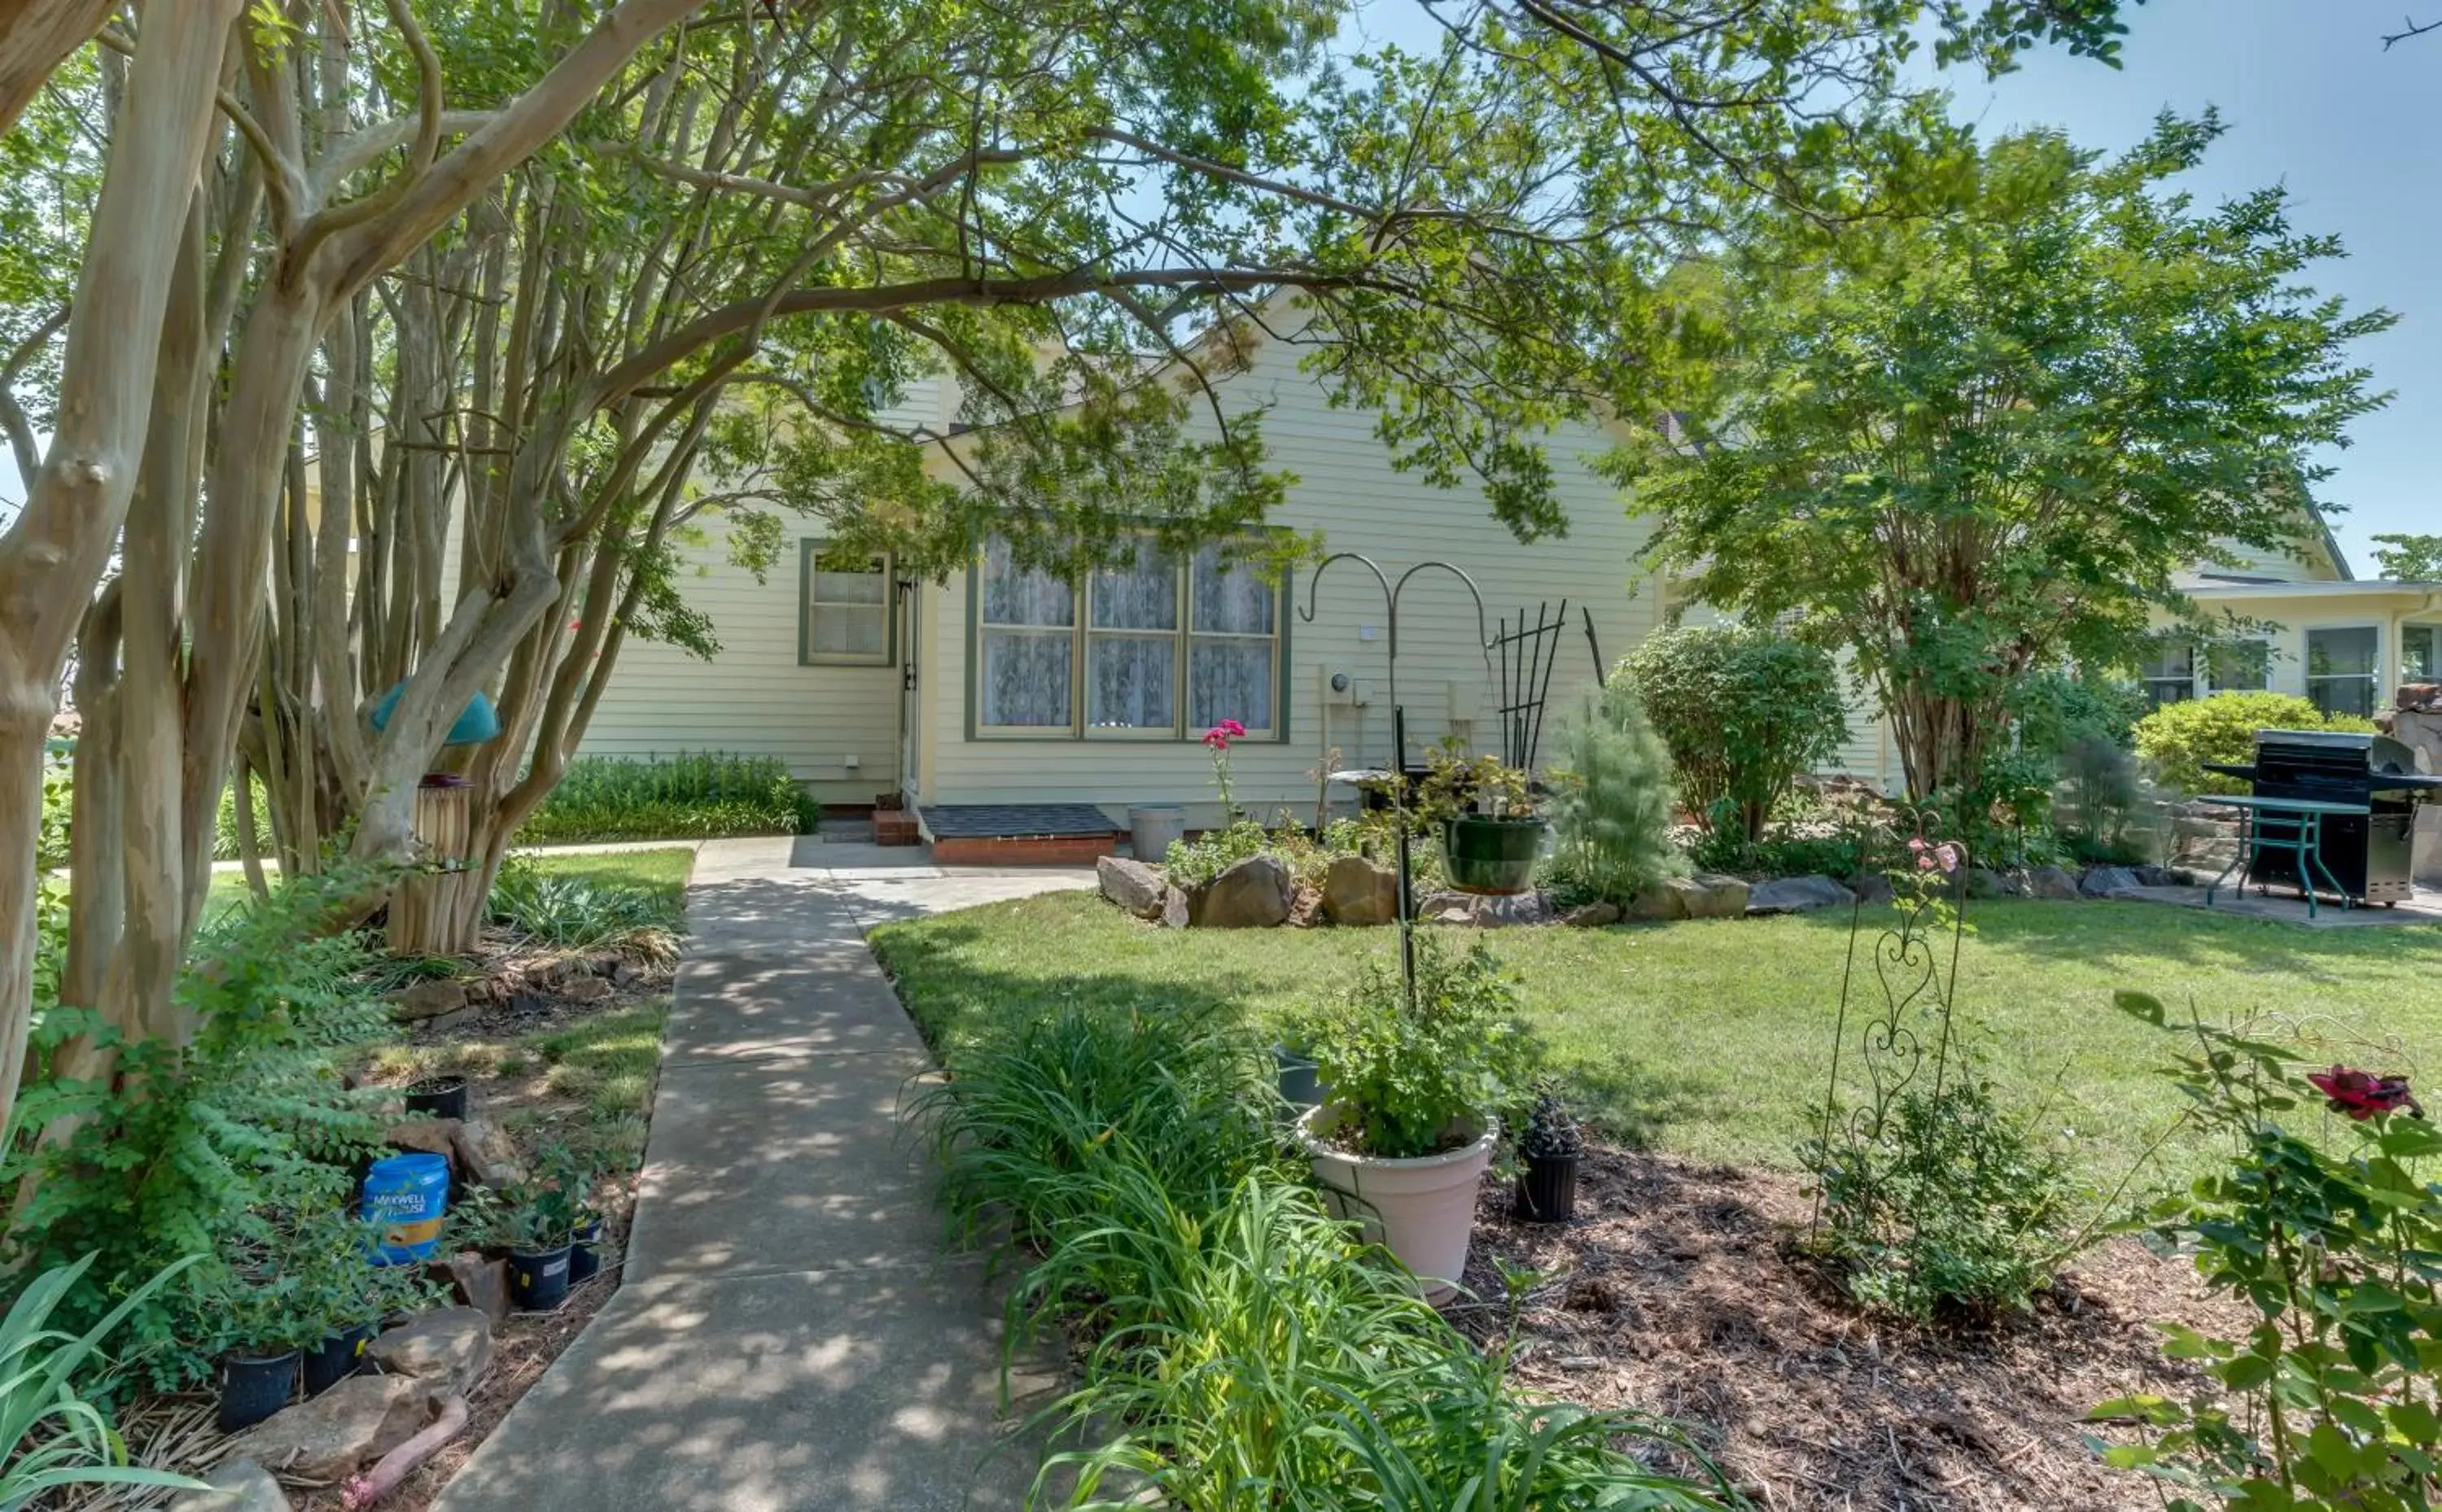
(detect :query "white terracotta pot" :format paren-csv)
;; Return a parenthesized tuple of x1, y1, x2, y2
(1296, 1103, 1497, 1300)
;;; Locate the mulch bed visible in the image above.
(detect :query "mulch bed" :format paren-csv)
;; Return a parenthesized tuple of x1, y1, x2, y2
(1450, 1145, 2247, 1512)
(55, 940, 672, 1512)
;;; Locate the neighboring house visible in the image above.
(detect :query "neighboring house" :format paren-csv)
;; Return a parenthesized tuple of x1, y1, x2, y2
(2138, 524, 2442, 720)
(571, 308, 1665, 852)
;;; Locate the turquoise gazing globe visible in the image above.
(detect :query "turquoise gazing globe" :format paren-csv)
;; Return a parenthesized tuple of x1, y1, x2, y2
(368, 684, 502, 746)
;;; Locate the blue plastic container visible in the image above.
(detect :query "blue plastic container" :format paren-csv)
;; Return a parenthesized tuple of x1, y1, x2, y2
(363, 1152, 451, 1265)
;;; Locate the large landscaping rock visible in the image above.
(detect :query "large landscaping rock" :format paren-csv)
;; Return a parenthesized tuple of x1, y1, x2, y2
(1187, 854, 1296, 928)
(383, 1117, 460, 1160)
(1744, 875, 1852, 916)
(1419, 890, 1556, 927)
(449, 1116, 523, 1190)
(1965, 867, 2024, 900)
(169, 1458, 288, 1512)
(2025, 864, 2081, 900)
(368, 1306, 494, 1393)
(2078, 865, 2143, 898)
(388, 980, 466, 1022)
(222, 1374, 431, 1482)
(1320, 856, 1400, 926)
(1662, 873, 1749, 920)
(1096, 855, 1169, 920)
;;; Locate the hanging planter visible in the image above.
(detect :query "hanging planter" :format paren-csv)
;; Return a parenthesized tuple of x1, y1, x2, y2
(1440, 815, 1547, 896)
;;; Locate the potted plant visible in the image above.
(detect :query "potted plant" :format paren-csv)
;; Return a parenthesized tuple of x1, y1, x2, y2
(1512, 1088, 1584, 1223)
(295, 1210, 438, 1396)
(504, 1145, 598, 1312)
(1271, 1005, 1328, 1112)
(1416, 745, 1545, 896)
(1295, 936, 1530, 1299)
(206, 1267, 316, 1431)
(404, 1073, 469, 1121)
(568, 1207, 610, 1284)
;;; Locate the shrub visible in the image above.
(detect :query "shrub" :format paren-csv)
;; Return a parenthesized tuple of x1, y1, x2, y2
(1800, 1068, 2080, 1322)
(1622, 626, 1849, 841)
(2094, 994, 2442, 1510)
(1162, 819, 1273, 891)
(1543, 682, 1682, 905)
(1799, 850, 2081, 1323)
(1683, 787, 1874, 880)
(1306, 935, 1531, 1160)
(2133, 692, 2376, 796)
(516, 752, 800, 844)
(211, 770, 270, 861)
(2056, 734, 2160, 866)
(488, 859, 684, 957)
(8, 864, 396, 1387)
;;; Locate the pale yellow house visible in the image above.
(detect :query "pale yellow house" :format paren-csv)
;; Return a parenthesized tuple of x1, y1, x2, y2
(2137, 524, 2442, 719)
(571, 309, 1665, 841)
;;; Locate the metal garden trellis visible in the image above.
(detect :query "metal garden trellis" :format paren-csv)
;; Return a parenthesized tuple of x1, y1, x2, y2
(1807, 809, 1975, 1240)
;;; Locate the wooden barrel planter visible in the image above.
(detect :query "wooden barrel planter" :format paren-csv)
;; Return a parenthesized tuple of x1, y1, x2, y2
(389, 776, 485, 956)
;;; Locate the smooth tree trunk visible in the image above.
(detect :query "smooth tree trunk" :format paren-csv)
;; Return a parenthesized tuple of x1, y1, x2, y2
(0, 0, 114, 136)
(0, 0, 243, 1138)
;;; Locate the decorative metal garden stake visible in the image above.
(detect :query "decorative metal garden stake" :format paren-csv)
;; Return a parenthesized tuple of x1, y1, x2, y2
(1807, 809, 1973, 1239)
(1302, 553, 1498, 1015)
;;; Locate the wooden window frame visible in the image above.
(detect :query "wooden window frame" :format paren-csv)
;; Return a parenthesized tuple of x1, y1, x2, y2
(799, 541, 896, 667)
(964, 533, 1291, 743)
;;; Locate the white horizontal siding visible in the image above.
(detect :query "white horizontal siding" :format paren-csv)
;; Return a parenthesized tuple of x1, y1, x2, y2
(916, 330, 1661, 816)
(577, 522, 900, 802)
(2195, 532, 2337, 585)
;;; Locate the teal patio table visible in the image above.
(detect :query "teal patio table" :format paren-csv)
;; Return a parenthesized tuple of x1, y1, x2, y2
(2196, 793, 2370, 921)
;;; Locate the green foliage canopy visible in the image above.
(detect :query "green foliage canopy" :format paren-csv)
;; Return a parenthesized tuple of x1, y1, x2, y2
(2371, 533, 2442, 581)
(1612, 116, 2393, 799)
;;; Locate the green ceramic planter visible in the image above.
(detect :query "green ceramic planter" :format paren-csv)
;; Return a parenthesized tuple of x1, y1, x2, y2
(1439, 815, 1547, 896)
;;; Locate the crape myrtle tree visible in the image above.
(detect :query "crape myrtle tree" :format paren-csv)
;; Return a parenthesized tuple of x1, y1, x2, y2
(1609, 116, 2393, 801)
(0, 0, 2149, 1141)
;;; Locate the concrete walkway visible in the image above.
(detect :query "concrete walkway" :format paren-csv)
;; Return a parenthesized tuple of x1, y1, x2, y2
(434, 837, 1095, 1512)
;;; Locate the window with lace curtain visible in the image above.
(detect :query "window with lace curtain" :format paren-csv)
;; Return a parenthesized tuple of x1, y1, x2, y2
(972, 533, 1284, 739)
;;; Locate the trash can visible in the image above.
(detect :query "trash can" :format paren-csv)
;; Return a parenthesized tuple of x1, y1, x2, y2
(1128, 805, 1189, 863)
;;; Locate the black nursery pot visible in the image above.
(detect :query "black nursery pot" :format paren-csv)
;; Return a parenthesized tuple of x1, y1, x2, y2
(218, 1349, 300, 1432)
(1515, 1153, 1581, 1224)
(303, 1322, 375, 1397)
(404, 1074, 470, 1121)
(509, 1244, 574, 1312)
(568, 1216, 606, 1284)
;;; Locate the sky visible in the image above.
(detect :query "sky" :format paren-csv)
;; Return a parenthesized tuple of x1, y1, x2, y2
(1911, 0, 2439, 575)
(1345, 0, 2439, 575)
(7, 3, 2432, 570)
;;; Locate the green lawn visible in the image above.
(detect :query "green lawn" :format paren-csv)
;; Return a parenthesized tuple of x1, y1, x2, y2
(203, 844, 697, 921)
(870, 890, 2442, 1185)
(510, 845, 697, 905)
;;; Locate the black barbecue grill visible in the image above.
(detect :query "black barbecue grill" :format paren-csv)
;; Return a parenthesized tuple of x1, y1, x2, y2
(2203, 728, 2442, 906)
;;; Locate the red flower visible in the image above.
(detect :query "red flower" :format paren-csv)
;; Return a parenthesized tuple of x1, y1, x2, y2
(1202, 719, 1247, 750)
(2306, 1066, 2423, 1121)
